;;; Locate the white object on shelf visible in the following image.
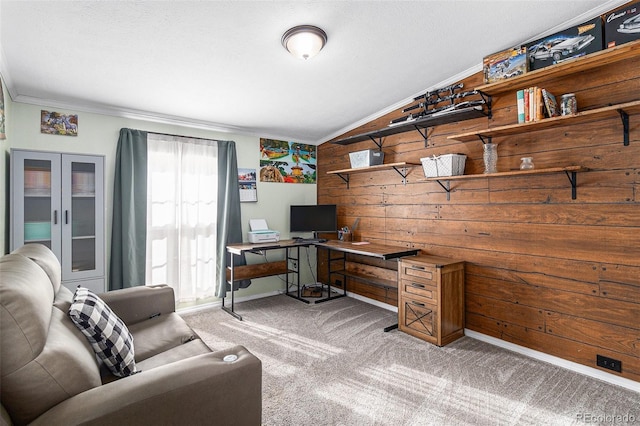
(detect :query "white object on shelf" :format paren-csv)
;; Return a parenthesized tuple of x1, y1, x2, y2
(349, 149, 384, 168)
(420, 154, 467, 178)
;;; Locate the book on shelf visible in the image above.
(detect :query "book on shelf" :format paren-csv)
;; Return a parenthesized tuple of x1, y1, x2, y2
(541, 89, 560, 118)
(518, 86, 558, 122)
(516, 90, 525, 123)
(535, 87, 543, 121)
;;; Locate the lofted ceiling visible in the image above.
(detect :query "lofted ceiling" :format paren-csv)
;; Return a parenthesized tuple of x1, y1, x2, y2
(0, 0, 627, 144)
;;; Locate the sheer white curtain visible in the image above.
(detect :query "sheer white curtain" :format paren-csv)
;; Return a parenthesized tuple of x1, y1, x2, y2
(145, 134, 218, 303)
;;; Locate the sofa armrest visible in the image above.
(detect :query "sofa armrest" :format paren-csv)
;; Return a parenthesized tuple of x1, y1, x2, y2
(30, 345, 262, 426)
(99, 285, 176, 325)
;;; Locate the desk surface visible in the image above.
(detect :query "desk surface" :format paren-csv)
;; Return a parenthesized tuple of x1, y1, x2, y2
(227, 239, 419, 260)
(226, 239, 310, 255)
(315, 240, 419, 260)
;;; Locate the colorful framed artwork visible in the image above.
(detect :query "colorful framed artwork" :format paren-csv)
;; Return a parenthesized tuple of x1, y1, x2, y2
(259, 138, 316, 184)
(41, 110, 78, 136)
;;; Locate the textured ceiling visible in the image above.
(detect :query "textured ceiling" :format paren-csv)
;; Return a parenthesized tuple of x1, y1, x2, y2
(0, 1, 626, 144)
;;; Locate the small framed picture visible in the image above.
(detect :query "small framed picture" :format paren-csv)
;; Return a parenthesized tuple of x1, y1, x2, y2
(238, 168, 257, 202)
(41, 110, 78, 136)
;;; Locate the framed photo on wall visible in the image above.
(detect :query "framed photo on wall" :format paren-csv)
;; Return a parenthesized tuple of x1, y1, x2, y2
(41, 110, 78, 136)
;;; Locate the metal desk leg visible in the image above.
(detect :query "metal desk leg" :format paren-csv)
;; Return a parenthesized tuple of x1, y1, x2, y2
(316, 248, 347, 304)
(285, 245, 311, 304)
(222, 252, 243, 320)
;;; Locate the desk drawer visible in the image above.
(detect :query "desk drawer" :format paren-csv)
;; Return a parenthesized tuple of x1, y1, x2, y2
(400, 263, 437, 285)
(400, 279, 437, 301)
(399, 296, 438, 342)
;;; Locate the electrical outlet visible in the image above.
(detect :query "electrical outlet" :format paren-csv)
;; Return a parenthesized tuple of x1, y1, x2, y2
(597, 355, 622, 373)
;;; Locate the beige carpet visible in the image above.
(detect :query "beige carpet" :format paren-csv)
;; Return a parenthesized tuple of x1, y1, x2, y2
(182, 295, 638, 426)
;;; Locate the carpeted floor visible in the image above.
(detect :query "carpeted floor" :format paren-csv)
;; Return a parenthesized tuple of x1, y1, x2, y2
(181, 295, 638, 426)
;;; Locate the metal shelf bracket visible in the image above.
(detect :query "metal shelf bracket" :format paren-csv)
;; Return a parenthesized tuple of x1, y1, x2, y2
(618, 109, 629, 146)
(564, 170, 578, 200)
(478, 135, 493, 145)
(433, 179, 451, 201)
(336, 173, 350, 189)
(367, 135, 385, 150)
(412, 125, 430, 147)
(392, 166, 412, 185)
(478, 91, 492, 119)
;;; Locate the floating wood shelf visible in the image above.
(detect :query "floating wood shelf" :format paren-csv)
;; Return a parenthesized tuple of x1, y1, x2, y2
(474, 40, 640, 96)
(447, 101, 640, 145)
(420, 166, 588, 200)
(327, 162, 421, 188)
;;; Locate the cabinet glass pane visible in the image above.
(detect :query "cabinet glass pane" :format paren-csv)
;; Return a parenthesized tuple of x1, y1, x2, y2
(23, 159, 53, 245)
(71, 162, 96, 272)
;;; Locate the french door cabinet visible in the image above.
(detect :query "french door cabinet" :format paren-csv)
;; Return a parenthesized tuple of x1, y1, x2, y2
(10, 149, 105, 293)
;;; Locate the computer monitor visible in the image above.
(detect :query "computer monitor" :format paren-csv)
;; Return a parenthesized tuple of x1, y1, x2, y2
(289, 204, 337, 236)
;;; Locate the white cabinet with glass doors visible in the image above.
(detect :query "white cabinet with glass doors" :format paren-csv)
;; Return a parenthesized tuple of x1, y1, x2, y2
(10, 149, 105, 293)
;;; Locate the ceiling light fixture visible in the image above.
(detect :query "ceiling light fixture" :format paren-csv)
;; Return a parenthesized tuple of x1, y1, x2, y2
(281, 25, 327, 60)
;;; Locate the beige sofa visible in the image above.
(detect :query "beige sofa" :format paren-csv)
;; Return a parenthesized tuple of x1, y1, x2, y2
(0, 244, 262, 425)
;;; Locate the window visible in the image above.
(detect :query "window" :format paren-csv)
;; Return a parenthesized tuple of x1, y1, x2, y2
(145, 134, 218, 304)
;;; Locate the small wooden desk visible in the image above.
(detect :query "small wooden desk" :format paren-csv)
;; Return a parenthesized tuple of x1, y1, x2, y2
(224, 239, 419, 321)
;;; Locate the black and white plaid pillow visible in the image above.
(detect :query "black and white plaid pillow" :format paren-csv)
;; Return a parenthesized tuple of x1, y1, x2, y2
(68, 287, 136, 377)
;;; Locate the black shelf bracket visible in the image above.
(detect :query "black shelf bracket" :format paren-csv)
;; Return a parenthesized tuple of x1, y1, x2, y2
(412, 125, 430, 147)
(433, 179, 451, 201)
(618, 109, 629, 146)
(367, 135, 385, 150)
(564, 170, 578, 200)
(391, 166, 412, 185)
(478, 135, 493, 145)
(478, 91, 492, 119)
(336, 173, 350, 189)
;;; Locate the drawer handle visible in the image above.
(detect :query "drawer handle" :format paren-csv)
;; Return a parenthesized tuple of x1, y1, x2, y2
(410, 283, 425, 289)
(411, 301, 425, 307)
(410, 266, 426, 271)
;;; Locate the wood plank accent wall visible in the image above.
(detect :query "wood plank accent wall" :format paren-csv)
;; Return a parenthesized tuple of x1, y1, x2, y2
(317, 54, 640, 382)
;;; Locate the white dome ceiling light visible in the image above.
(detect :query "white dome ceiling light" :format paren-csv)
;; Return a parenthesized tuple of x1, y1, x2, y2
(281, 25, 328, 60)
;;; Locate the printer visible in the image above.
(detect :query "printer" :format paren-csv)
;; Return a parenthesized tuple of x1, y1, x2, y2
(247, 219, 280, 243)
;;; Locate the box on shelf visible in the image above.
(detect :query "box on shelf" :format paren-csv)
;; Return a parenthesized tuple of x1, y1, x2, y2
(349, 149, 384, 168)
(526, 17, 603, 71)
(603, 0, 640, 48)
(420, 154, 467, 178)
(482, 46, 527, 84)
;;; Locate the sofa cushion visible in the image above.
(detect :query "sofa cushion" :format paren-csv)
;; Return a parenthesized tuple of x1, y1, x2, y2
(68, 287, 137, 377)
(128, 312, 200, 362)
(12, 244, 63, 294)
(100, 338, 212, 383)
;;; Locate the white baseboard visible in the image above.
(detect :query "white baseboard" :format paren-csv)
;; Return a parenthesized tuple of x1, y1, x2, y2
(177, 290, 282, 315)
(347, 292, 398, 313)
(465, 329, 639, 393)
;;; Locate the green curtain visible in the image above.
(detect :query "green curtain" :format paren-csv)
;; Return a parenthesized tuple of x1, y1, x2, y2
(109, 128, 148, 290)
(216, 140, 249, 298)
(109, 129, 246, 297)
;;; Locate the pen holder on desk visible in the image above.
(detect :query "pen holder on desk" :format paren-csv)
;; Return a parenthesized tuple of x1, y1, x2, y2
(338, 230, 352, 242)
